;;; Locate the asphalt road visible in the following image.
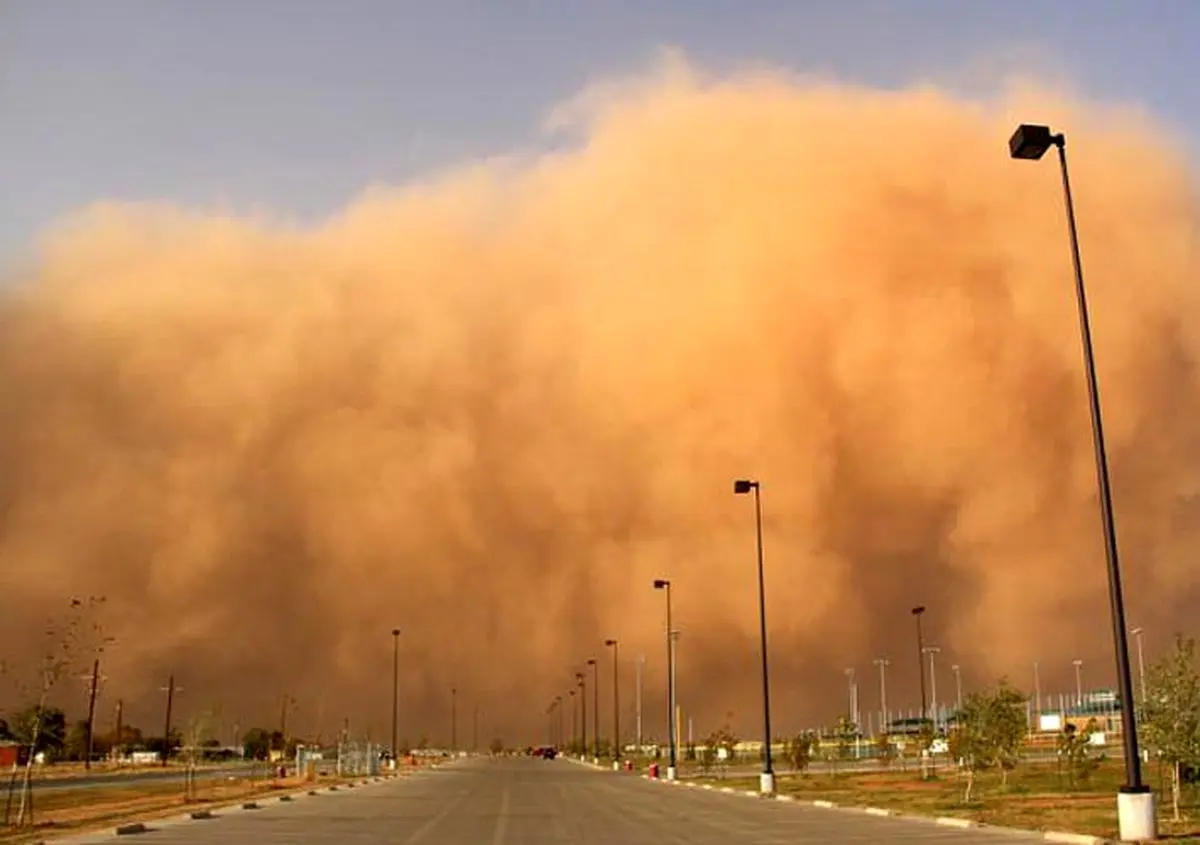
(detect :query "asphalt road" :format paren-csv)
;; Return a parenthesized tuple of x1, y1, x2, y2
(55, 755, 1057, 844)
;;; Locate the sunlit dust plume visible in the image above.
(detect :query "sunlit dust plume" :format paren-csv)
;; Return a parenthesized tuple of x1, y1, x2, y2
(1, 57, 1198, 746)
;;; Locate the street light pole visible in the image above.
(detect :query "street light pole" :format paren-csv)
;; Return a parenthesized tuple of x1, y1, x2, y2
(911, 607, 928, 723)
(635, 653, 645, 754)
(605, 639, 621, 768)
(576, 672, 587, 761)
(923, 647, 941, 728)
(569, 689, 578, 753)
(587, 658, 599, 762)
(874, 658, 890, 731)
(1009, 123, 1154, 842)
(951, 664, 963, 714)
(652, 579, 677, 780)
(450, 687, 457, 752)
(1073, 659, 1085, 707)
(391, 629, 400, 762)
(1131, 627, 1147, 702)
(734, 478, 775, 796)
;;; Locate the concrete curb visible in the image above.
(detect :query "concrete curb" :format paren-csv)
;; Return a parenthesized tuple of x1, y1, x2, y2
(1043, 833, 1109, 845)
(935, 816, 979, 828)
(653, 777, 1119, 845)
(115, 823, 147, 835)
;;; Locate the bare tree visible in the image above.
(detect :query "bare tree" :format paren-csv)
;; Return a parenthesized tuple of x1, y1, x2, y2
(12, 597, 108, 828)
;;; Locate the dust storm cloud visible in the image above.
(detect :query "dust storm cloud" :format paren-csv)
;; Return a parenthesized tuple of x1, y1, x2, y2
(1, 59, 1198, 745)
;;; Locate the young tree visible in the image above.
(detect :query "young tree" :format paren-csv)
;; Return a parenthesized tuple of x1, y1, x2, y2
(1138, 635, 1200, 822)
(986, 682, 1028, 787)
(785, 731, 816, 773)
(833, 716, 857, 767)
(947, 682, 1029, 801)
(242, 727, 272, 760)
(876, 731, 897, 768)
(1057, 720, 1103, 787)
(13, 597, 107, 827)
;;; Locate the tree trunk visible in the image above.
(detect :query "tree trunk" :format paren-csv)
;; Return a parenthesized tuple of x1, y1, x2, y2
(16, 693, 48, 828)
(1001, 766, 1009, 787)
(1172, 760, 1182, 823)
(963, 768, 974, 803)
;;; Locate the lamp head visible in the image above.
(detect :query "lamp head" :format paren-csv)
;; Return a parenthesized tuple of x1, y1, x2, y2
(1009, 124, 1058, 160)
(911, 605, 926, 616)
(733, 479, 757, 494)
(587, 658, 596, 666)
(653, 579, 669, 589)
(391, 628, 400, 637)
(605, 639, 617, 646)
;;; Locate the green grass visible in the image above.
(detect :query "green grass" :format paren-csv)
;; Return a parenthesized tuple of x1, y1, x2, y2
(695, 758, 1200, 841)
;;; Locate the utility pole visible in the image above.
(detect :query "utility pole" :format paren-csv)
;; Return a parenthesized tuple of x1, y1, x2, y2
(450, 687, 457, 752)
(114, 699, 124, 761)
(159, 675, 181, 767)
(473, 703, 479, 752)
(83, 658, 101, 770)
(635, 654, 644, 753)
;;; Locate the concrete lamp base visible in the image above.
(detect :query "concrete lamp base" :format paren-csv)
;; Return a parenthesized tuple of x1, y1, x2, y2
(1118, 789, 1157, 842)
(666, 765, 677, 781)
(759, 772, 776, 796)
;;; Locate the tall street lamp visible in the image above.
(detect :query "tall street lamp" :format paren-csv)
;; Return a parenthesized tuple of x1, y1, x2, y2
(923, 646, 941, 728)
(605, 639, 621, 768)
(390, 629, 401, 764)
(734, 478, 775, 796)
(911, 606, 928, 724)
(569, 689, 578, 753)
(1009, 123, 1153, 842)
(1073, 659, 1085, 707)
(587, 658, 599, 762)
(652, 578, 677, 780)
(874, 658, 890, 732)
(1131, 627, 1147, 703)
(951, 664, 963, 715)
(576, 671, 587, 761)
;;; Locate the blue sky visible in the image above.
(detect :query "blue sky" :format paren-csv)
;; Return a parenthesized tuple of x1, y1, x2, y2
(2, 0, 1197, 266)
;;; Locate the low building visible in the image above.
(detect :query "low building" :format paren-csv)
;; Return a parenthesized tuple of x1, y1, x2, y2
(0, 741, 27, 768)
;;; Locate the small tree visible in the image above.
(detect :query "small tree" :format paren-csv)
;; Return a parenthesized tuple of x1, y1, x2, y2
(1138, 635, 1200, 822)
(987, 682, 1028, 787)
(12, 597, 106, 827)
(243, 727, 272, 760)
(876, 731, 897, 768)
(489, 738, 504, 755)
(833, 716, 856, 768)
(706, 726, 737, 777)
(948, 692, 990, 801)
(785, 731, 816, 773)
(1057, 720, 1103, 786)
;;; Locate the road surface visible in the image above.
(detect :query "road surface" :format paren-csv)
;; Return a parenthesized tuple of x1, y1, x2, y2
(57, 755, 1060, 844)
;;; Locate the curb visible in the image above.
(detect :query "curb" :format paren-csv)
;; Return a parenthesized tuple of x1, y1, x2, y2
(936, 816, 978, 828)
(115, 823, 147, 836)
(1044, 833, 1109, 845)
(654, 777, 1118, 845)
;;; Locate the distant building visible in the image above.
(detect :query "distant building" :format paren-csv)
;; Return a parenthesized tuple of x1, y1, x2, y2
(0, 742, 26, 768)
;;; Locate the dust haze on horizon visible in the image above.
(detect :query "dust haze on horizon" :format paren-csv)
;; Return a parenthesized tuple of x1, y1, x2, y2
(1, 57, 1198, 746)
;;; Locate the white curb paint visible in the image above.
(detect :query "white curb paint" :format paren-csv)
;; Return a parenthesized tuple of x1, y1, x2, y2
(864, 807, 893, 816)
(813, 799, 837, 808)
(936, 817, 978, 828)
(1044, 833, 1108, 845)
